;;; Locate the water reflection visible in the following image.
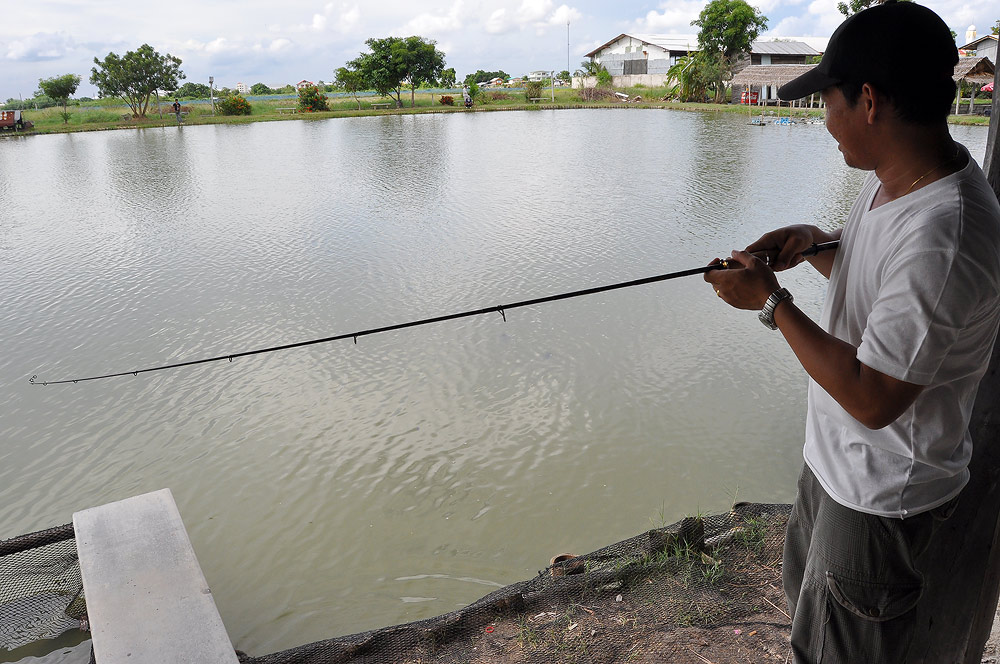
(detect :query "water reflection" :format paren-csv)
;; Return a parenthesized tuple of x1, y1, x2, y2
(0, 111, 990, 659)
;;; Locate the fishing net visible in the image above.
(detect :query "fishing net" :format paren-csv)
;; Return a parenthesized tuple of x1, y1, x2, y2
(0, 524, 85, 653)
(242, 503, 792, 664)
(0, 504, 792, 663)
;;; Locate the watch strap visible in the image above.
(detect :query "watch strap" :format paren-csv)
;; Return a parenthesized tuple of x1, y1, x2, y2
(758, 288, 793, 330)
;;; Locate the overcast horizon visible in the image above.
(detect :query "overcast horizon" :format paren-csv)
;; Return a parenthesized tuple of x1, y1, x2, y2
(3, 0, 996, 102)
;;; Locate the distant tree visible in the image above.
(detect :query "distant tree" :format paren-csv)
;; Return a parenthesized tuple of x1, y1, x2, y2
(23, 92, 57, 109)
(465, 69, 509, 85)
(524, 81, 543, 101)
(90, 44, 184, 117)
(400, 36, 445, 107)
(992, 20, 999, 35)
(350, 38, 405, 107)
(666, 53, 722, 102)
(38, 74, 81, 123)
(836, 0, 910, 16)
(439, 67, 457, 88)
(558, 70, 571, 81)
(176, 82, 211, 99)
(580, 60, 605, 76)
(297, 85, 329, 112)
(350, 36, 445, 108)
(691, 0, 767, 101)
(334, 66, 367, 110)
(250, 83, 273, 95)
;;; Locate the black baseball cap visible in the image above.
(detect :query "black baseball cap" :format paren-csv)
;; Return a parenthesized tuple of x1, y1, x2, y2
(777, 1, 958, 100)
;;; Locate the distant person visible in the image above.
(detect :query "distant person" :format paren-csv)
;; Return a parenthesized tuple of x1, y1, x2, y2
(172, 99, 182, 123)
(462, 85, 472, 108)
(704, 1, 1000, 661)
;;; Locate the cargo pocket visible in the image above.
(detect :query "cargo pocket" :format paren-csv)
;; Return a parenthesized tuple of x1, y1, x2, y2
(825, 570, 922, 621)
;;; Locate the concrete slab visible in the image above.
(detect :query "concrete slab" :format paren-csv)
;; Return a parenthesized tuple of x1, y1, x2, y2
(74, 488, 238, 664)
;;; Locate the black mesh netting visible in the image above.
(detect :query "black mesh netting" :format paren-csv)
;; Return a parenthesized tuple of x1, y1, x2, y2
(0, 524, 85, 652)
(241, 502, 793, 664)
(1, 503, 793, 663)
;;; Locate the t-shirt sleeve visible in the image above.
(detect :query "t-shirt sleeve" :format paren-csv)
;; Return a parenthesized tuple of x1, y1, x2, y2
(857, 246, 983, 385)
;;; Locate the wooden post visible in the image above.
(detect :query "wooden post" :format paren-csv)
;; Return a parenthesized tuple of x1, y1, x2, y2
(910, 62, 1000, 663)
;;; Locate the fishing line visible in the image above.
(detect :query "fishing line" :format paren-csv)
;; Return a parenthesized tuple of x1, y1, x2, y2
(30, 241, 839, 386)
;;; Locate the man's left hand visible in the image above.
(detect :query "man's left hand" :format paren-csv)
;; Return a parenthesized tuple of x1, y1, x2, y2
(704, 250, 780, 310)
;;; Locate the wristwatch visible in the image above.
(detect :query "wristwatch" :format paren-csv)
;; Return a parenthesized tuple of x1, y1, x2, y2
(759, 288, 793, 330)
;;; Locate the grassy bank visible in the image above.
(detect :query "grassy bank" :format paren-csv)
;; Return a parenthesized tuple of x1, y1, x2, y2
(3, 87, 991, 136)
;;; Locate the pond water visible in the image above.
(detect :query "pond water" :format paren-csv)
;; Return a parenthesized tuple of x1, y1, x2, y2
(0, 109, 989, 661)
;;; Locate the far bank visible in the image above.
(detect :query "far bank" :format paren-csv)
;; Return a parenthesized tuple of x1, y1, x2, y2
(2, 87, 991, 137)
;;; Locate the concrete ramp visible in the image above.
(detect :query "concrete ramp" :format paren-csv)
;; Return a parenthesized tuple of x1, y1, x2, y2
(74, 488, 238, 663)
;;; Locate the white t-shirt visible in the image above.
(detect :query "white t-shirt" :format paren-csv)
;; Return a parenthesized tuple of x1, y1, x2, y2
(804, 145, 1000, 518)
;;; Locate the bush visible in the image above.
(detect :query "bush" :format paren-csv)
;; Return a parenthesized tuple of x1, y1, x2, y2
(579, 87, 614, 102)
(297, 85, 329, 112)
(217, 93, 253, 115)
(524, 81, 543, 102)
(488, 91, 511, 101)
(439, 95, 454, 105)
(596, 69, 613, 88)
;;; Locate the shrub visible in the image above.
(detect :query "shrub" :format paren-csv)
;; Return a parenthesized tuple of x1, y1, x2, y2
(596, 69, 613, 88)
(297, 85, 329, 112)
(488, 91, 511, 101)
(217, 93, 252, 115)
(579, 87, 614, 102)
(439, 95, 454, 105)
(524, 81, 543, 102)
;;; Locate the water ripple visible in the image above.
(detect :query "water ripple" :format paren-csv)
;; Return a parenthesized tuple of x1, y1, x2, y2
(0, 115, 990, 657)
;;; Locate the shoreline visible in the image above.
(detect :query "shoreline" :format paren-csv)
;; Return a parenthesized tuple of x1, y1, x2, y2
(2, 97, 990, 138)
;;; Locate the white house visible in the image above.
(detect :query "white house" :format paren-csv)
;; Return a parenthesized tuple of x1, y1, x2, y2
(527, 70, 551, 82)
(235, 82, 249, 94)
(576, 33, 821, 88)
(960, 34, 998, 64)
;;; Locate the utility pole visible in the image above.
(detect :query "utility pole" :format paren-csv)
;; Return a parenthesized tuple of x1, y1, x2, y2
(567, 21, 571, 75)
(209, 76, 215, 116)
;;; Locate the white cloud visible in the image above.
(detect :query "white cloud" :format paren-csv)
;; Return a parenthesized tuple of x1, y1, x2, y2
(516, 0, 553, 23)
(402, 1, 465, 35)
(769, 0, 842, 37)
(635, 0, 705, 32)
(485, 8, 513, 34)
(268, 38, 292, 53)
(205, 37, 231, 54)
(549, 5, 582, 26)
(312, 14, 328, 30)
(5, 31, 76, 61)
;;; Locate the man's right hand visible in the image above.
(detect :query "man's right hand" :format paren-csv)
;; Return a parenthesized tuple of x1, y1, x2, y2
(746, 225, 841, 278)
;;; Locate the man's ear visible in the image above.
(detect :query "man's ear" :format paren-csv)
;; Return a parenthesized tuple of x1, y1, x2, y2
(860, 83, 880, 125)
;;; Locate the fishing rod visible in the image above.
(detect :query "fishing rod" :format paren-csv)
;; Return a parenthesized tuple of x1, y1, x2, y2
(30, 241, 839, 386)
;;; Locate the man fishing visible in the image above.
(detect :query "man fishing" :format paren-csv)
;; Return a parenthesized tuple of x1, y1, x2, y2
(704, 2, 1000, 661)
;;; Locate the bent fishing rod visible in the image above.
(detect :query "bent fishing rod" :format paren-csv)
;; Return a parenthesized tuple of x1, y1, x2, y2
(30, 241, 839, 386)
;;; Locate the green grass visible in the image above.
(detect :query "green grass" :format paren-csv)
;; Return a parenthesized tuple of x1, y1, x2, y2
(5, 88, 992, 136)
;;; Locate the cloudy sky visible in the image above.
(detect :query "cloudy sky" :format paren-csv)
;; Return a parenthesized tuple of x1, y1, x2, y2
(2, 0, 995, 101)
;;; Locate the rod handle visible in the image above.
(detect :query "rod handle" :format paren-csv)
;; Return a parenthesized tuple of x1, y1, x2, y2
(802, 240, 840, 257)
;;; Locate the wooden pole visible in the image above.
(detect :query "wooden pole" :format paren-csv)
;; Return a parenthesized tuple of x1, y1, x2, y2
(909, 61, 1000, 663)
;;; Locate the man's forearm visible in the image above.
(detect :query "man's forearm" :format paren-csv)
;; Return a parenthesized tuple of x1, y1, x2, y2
(772, 298, 922, 429)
